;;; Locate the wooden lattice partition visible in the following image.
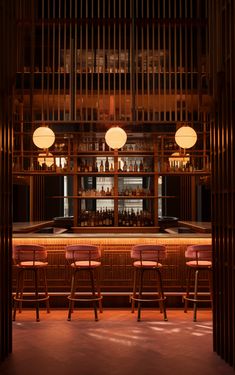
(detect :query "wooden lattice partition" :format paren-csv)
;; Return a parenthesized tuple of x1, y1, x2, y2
(209, 0, 235, 369)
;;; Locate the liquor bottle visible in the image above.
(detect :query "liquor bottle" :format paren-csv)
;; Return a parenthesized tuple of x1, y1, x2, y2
(99, 139, 103, 151)
(88, 162, 93, 172)
(124, 186, 129, 196)
(134, 160, 138, 172)
(94, 161, 99, 172)
(129, 160, 133, 172)
(139, 160, 144, 172)
(110, 163, 114, 172)
(100, 186, 105, 196)
(118, 161, 122, 172)
(105, 157, 109, 172)
(80, 161, 85, 172)
(123, 160, 127, 172)
(106, 187, 111, 196)
(100, 160, 104, 172)
(84, 160, 89, 172)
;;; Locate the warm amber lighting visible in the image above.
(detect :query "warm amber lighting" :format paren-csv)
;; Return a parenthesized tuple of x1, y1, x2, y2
(175, 126, 197, 148)
(38, 152, 54, 167)
(105, 127, 127, 149)
(33, 126, 55, 149)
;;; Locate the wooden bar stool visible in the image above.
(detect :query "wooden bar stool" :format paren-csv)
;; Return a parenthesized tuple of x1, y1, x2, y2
(65, 244, 103, 321)
(13, 244, 50, 322)
(183, 244, 212, 321)
(130, 244, 168, 321)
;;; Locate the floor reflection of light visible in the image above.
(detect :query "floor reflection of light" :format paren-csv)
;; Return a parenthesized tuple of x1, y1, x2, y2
(192, 332, 205, 336)
(149, 326, 165, 331)
(88, 332, 133, 346)
(195, 324, 212, 330)
(147, 321, 173, 325)
(90, 329, 144, 340)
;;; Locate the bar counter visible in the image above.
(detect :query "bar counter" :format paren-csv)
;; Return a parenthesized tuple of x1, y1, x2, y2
(13, 233, 211, 306)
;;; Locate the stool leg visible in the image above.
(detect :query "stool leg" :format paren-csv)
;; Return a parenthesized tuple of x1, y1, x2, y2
(96, 268, 103, 313)
(157, 269, 168, 321)
(13, 268, 22, 321)
(34, 268, 40, 322)
(68, 269, 76, 321)
(131, 268, 137, 313)
(193, 269, 199, 322)
(137, 269, 144, 322)
(208, 268, 213, 310)
(19, 269, 25, 313)
(156, 269, 163, 313)
(90, 269, 98, 321)
(42, 268, 50, 313)
(184, 267, 192, 313)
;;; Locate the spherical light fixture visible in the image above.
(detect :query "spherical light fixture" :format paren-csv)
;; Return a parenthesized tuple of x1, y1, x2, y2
(175, 126, 197, 149)
(105, 127, 127, 149)
(33, 126, 55, 149)
(38, 152, 54, 167)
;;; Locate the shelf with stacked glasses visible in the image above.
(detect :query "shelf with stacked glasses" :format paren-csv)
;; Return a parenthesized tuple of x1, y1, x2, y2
(12, 130, 211, 233)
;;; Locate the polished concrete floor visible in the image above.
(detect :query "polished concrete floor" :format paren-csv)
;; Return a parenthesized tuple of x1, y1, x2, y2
(0, 308, 234, 375)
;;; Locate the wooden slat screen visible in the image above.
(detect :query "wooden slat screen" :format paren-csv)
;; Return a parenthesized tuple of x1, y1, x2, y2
(209, 0, 235, 369)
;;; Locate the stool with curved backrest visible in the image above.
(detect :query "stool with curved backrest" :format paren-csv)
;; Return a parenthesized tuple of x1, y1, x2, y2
(183, 244, 212, 321)
(65, 244, 103, 321)
(13, 244, 50, 322)
(130, 244, 168, 321)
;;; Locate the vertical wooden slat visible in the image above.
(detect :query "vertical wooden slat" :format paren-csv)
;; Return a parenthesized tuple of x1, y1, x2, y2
(210, 0, 235, 369)
(0, 0, 15, 361)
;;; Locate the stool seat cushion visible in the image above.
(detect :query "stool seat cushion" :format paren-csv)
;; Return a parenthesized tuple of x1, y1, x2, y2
(186, 260, 212, 267)
(133, 260, 163, 268)
(18, 261, 48, 267)
(71, 260, 101, 268)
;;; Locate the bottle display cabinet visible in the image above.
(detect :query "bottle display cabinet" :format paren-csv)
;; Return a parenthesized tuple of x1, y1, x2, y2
(13, 131, 210, 232)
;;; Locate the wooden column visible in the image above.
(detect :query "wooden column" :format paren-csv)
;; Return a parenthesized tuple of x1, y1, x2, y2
(209, 0, 235, 369)
(0, 0, 15, 361)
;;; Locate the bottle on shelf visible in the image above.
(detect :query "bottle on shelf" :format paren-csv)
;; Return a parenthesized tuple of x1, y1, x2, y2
(134, 160, 138, 172)
(123, 160, 127, 172)
(100, 160, 104, 172)
(94, 161, 98, 172)
(105, 157, 109, 172)
(106, 187, 111, 196)
(129, 160, 133, 172)
(118, 161, 122, 172)
(88, 162, 93, 172)
(100, 186, 105, 196)
(139, 160, 144, 172)
(110, 163, 114, 172)
(84, 160, 89, 172)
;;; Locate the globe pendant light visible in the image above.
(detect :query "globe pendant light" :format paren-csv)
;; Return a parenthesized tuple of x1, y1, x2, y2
(105, 126, 127, 149)
(175, 126, 197, 149)
(33, 126, 55, 149)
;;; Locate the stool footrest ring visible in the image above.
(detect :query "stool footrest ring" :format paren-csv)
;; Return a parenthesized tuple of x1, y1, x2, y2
(68, 295, 103, 302)
(130, 295, 166, 303)
(183, 296, 211, 303)
(14, 296, 49, 303)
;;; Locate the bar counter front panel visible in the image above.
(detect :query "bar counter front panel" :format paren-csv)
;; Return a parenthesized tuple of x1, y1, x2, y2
(12, 234, 211, 306)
